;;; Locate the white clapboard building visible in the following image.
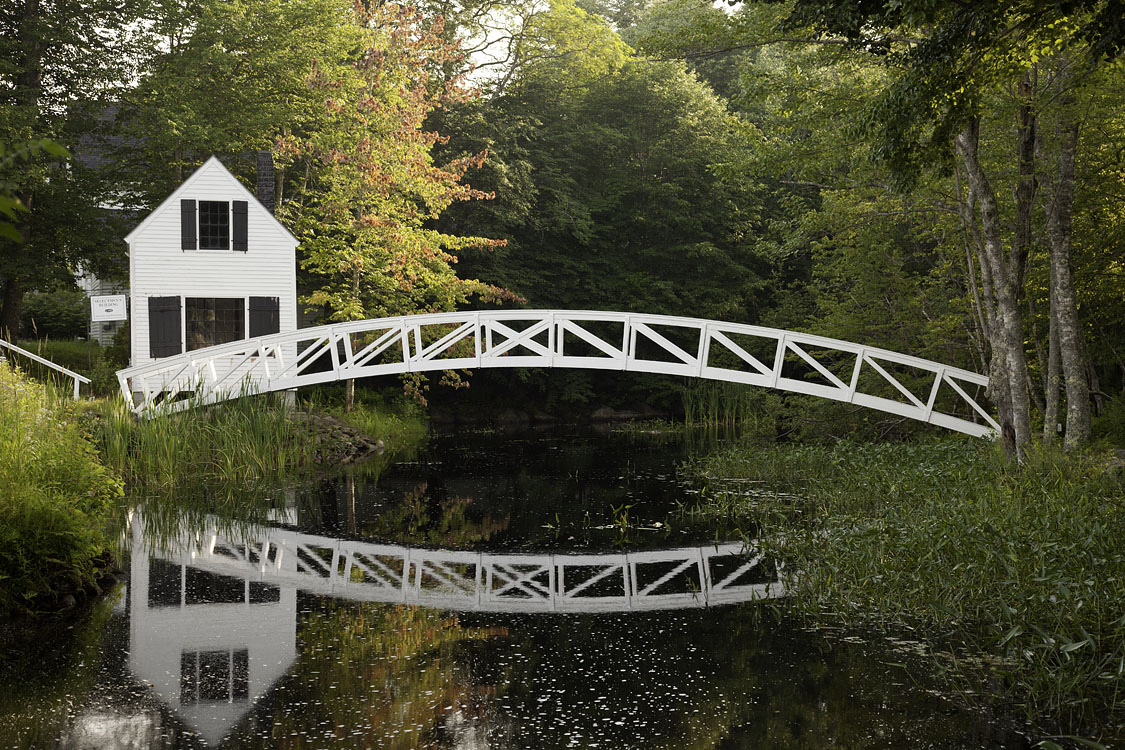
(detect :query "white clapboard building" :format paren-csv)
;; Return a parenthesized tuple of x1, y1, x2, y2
(125, 156, 297, 370)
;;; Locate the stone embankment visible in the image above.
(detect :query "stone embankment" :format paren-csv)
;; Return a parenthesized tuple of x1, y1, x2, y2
(292, 411, 385, 465)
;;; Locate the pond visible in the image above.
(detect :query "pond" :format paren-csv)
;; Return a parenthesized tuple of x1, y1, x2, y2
(0, 426, 1034, 749)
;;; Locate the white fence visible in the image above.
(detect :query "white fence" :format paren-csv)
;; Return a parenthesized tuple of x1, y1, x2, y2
(117, 309, 999, 437)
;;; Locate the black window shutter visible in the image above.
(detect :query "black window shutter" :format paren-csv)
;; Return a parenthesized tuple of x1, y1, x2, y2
(181, 200, 196, 250)
(149, 296, 182, 358)
(232, 201, 248, 251)
(249, 296, 280, 338)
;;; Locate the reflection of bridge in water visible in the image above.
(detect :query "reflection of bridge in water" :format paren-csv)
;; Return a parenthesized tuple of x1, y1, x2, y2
(125, 510, 783, 746)
(127, 510, 784, 745)
(131, 510, 785, 614)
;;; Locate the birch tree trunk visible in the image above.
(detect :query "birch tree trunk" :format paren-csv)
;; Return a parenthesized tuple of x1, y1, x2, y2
(1043, 287, 1062, 442)
(956, 118, 1033, 457)
(1044, 78, 1091, 447)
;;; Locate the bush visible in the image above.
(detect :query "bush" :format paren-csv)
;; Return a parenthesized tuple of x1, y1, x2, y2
(87, 324, 130, 397)
(0, 365, 122, 615)
(1093, 395, 1125, 447)
(19, 289, 89, 340)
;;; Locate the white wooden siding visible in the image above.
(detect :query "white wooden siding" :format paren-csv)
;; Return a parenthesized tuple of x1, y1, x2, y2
(128, 157, 298, 370)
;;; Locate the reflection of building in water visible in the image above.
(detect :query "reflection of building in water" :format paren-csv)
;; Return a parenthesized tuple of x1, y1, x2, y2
(128, 510, 299, 747)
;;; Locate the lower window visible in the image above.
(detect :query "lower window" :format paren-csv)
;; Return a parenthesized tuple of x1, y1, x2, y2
(185, 297, 244, 351)
(181, 649, 250, 705)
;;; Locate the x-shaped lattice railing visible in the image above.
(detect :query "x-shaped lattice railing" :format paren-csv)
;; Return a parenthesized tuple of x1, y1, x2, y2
(118, 310, 998, 437)
(133, 517, 784, 614)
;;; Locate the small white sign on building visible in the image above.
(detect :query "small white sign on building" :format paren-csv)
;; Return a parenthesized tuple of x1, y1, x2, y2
(91, 294, 128, 322)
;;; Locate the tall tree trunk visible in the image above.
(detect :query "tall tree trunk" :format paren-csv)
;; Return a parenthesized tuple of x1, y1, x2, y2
(1043, 286, 1062, 442)
(956, 119, 1033, 458)
(18, 0, 43, 110)
(1029, 292, 1048, 417)
(1011, 69, 1038, 296)
(345, 378, 355, 413)
(1044, 80, 1090, 448)
(0, 276, 24, 340)
(955, 164, 1015, 446)
(955, 166, 990, 372)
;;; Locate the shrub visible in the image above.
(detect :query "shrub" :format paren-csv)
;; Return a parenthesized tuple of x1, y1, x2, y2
(0, 365, 122, 615)
(19, 289, 89, 340)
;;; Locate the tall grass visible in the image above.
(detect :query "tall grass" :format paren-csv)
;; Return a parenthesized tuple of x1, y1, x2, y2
(0, 365, 121, 615)
(88, 385, 428, 489)
(682, 381, 770, 429)
(89, 393, 318, 488)
(688, 437, 1125, 741)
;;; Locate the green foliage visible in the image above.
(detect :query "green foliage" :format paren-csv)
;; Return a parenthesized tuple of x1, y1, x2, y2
(2, 0, 144, 324)
(689, 437, 1125, 737)
(302, 386, 429, 452)
(1092, 397, 1125, 447)
(448, 56, 769, 320)
(283, 2, 512, 325)
(756, 1, 1124, 181)
(0, 365, 121, 615)
(0, 140, 70, 243)
(89, 394, 318, 488)
(18, 289, 89, 339)
(114, 0, 358, 200)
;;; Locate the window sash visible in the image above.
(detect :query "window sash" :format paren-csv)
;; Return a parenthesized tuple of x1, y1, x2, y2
(198, 201, 230, 250)
(185, 297, 245, 351)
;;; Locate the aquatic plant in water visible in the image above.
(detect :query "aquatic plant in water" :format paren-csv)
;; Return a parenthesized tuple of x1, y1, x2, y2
(686, 437, 1125, 743)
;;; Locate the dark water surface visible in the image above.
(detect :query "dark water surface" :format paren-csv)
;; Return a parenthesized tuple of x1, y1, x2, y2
(0, 427, 1032, 749)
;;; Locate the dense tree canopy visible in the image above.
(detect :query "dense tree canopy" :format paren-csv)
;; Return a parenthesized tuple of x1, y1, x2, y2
(2, 0, 1123, 446)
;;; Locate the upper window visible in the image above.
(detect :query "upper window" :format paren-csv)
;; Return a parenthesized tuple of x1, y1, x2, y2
(198, 201, 229, 249)
(181, 199, 247, 251)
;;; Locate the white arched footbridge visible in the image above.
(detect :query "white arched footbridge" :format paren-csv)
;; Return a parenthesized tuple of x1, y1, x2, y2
(117, 309, 999, 437)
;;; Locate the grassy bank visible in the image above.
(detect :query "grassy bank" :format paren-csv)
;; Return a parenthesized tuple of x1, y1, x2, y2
(90, 394, 318, 487)
(87, 387, 427, 489)
(0, 366, 121, 616)
(306, 387, 428, 452)
(687, 437, 1125, 742)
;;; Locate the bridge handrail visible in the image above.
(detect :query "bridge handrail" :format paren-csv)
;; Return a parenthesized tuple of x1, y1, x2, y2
(116, 309, 1000, 437)
(1, 337, 91, 399)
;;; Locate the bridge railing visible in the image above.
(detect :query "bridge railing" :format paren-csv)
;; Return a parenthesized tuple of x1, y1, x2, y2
(116, 309, 1000, 437)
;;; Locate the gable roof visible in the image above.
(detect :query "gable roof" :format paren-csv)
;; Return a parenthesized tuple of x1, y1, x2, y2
(124, 155, 298, 245)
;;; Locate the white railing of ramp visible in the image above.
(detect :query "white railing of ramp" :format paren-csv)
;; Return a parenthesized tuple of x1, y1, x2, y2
(1, 337, 91, 399)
